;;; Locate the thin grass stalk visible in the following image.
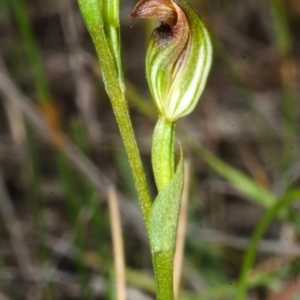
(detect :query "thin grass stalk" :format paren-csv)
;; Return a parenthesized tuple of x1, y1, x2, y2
(108, 187, 126, 300)
(174, 160, 190, 299)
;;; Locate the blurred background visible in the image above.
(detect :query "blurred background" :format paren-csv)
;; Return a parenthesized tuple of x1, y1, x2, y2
(0, 0, 300, 299)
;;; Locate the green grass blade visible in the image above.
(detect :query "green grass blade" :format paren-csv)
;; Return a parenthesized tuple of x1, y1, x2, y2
(8, 0, 50, 102)
(236, 189, 300, 300)
(191, 143, 276, 208)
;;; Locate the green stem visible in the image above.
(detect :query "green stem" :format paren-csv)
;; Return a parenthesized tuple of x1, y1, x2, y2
(92, 27, 152, 224)
(236, 189, 300, 300)
(152, 117, 175, 192)
(153, 250, 174, 300)
(77, 3, 178, 299)
(151, 117, 176, 299)
(77, 1, 152, 226)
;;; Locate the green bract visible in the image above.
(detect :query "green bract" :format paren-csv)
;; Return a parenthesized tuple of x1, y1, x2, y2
(131, 0, 213, 121)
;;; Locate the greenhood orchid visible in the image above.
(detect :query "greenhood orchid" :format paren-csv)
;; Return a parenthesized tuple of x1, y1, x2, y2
(131, 0, 213, 121)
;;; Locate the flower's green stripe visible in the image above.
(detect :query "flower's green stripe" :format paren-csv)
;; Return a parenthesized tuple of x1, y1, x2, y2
(145, 0, 213, 121)
(146, 4, 189, 119)
(147, 31, 186, 116)
(171, 1, 213, 117)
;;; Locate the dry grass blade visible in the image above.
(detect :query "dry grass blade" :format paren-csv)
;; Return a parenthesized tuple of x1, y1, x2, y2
(108, 187, 126, 300)
(3, 100, 26, 152)
(174, 160, 190, 299)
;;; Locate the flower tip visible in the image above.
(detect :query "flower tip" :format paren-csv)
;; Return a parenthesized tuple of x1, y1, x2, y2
(130, 0, 177, 27)
(129, 11, 137, 20)
(129, 14, 137, 28)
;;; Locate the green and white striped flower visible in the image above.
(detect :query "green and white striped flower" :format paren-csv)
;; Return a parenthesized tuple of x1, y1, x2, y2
(131, 0, 213, 121)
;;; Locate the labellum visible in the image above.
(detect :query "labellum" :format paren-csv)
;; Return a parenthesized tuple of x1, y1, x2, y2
(131, 0, 213, 121)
